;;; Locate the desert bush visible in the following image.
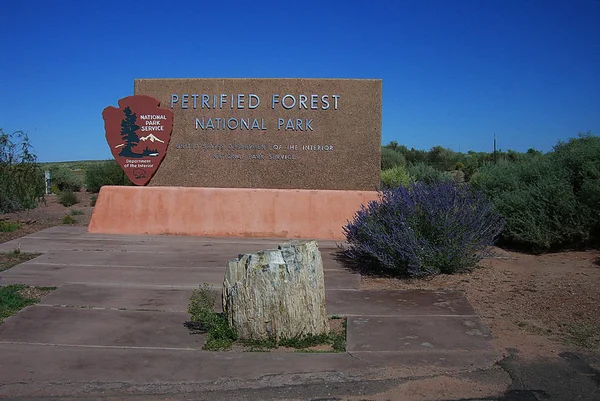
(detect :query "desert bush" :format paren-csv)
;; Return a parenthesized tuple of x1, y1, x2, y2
(49, 166, 82, 192)
(0, 221, 22, 233)
(407, 162, 452, 184)
(85, 160, 131, 193)
(381, 147, 406, 170)
(551, 134, 600, 235)
(380, 165, 410, 188)
(472, 135, 599, 251)
(0, 129, 45, 213)
(61, 215, 77, 225)
(343, 181, 505, 277)
(90, 195, 97, 207)
(57, 190, 78, 207)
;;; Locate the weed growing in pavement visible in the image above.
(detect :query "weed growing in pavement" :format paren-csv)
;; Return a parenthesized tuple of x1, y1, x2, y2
(187, 283, 237, 350)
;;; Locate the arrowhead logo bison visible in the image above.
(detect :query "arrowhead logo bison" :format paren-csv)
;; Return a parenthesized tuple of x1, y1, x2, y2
(102, 96, 173, 186)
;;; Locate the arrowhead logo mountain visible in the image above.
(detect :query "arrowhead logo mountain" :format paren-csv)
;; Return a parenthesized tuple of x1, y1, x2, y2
(102, 96, 173, 185)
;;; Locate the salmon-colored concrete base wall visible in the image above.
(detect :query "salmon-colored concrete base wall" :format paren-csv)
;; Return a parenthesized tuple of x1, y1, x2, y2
(88, 186, 379, 240)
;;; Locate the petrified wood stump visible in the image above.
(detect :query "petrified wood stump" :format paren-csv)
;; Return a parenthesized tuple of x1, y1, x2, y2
(222, 240, 329, 341)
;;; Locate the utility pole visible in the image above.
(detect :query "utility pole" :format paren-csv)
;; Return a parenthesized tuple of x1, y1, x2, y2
(493, 133, 497, 163)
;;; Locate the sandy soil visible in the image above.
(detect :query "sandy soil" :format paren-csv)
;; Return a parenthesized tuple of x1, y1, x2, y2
(0, 190, 94, 245)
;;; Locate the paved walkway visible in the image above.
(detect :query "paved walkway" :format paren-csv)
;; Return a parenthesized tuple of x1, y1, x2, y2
(0, 227, 497, 399)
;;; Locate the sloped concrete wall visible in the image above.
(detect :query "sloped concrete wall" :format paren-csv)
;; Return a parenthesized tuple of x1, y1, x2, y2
(88, 186, 378, 240)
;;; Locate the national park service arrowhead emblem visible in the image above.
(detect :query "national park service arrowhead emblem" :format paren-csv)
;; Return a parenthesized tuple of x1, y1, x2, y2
(102, 96, 173, 185)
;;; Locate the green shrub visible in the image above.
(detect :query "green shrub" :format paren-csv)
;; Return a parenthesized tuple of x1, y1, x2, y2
(61, 215, 77, 225)
(70, 209, 84, 216)
(472, 135, 600, 252)
(0, 129, 45, 213)
(49, 166, 83, 192)
(188, 283, 237, 350)
(381, 147, 406, 170)
(85, 160, 131, 193)
(90, 195, 97, 207)
(407, 162, 452, 184)
(58, 190, 78, 207)
(0, 221, 22, 233)
(381, 165, 410, 188)
(551, 133, 600, 238)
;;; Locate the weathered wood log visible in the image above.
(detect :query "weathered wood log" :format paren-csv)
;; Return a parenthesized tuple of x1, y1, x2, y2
(222, 240, 329, 341)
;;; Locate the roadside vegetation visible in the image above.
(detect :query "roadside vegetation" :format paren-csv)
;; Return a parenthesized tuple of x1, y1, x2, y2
(0, 129, 45, 213)
(375, 133, 600, 254)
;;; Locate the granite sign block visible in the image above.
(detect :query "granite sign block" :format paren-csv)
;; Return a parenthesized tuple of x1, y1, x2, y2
(134, 78, 382, 190)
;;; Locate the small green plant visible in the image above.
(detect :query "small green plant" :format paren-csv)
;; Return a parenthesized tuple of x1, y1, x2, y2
(564, 323, 600, 348)
(70, 209, 84, 216)
(0, 221, 22, 233)
(61, 215, 77, 225)
(0, 284, 37, 323)
(58, 190, 78, 207)
(187, 283, 237, 350)
(90, 194, 97, 207)
(0, 284, 55, 324)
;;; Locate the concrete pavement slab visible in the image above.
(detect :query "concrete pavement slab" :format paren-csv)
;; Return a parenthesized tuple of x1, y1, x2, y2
(326, 289, 477, 316)
(346, 315, 493, 352)
(348, 349, 500, 370)
(27, 250, 233, 268)
(41, 284, 195, 312)
(25, 249, 351, 271)
(0, 227, 341, 252)
(0, 263, 227, 287)
(0, 305, 202, 349)
(1, 263, 356, 291)
(322, 270, 361, 289)
(0, 343, 368, 398)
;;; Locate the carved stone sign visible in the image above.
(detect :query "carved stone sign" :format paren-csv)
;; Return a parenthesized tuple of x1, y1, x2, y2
(102, 95, 173, 185)
(134, 78, 382, 191)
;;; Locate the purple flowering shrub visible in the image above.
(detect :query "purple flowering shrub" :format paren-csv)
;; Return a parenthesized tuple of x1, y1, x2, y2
(343, 180, 505, 277)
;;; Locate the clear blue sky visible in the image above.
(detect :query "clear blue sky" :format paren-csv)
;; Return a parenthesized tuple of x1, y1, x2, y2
(1, 0, 598, 162)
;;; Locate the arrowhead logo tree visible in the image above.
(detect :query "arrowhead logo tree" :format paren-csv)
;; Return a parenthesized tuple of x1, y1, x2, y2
(102, 96, 173, 185)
